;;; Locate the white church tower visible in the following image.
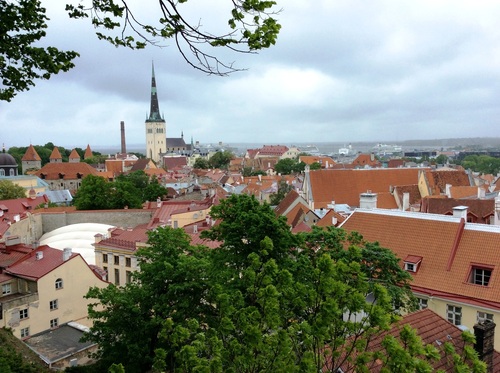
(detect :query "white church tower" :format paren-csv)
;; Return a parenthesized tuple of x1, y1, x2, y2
(145, 63, 166, 163)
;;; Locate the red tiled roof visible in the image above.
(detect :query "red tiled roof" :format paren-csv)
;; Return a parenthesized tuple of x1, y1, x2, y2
(163, 157, 187, 170)
(21, 145, 41, 161)
(337, 308, 500, 372)
(299, 156, 336, 168)
(34, 162, 100, 180)
(97, 225, 149, 251)
(351, 153, 381, 167)
(420, 197, 494, 223)
(6, 246, 79, 281)
(49, 147, 62, 160)
(423, 169, 471, 195)
(69, 149, 80, 160)
(0, 196, 49, 237)
(258, 145, 289, 156)
(449, 186, 478, 199)
(308, 168, 422, 208)
(84, 144, 93, 159)
(341, 209, 500, 309)
(316, 209, 345, 227)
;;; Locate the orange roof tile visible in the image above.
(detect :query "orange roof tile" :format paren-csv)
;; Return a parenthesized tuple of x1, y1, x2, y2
(49, 147, 62, 160)
(308, 168, 422, 208)
(299, 156, 336, 168)
(34, 162, 100, 180)
(21, 144, 41, 161)
(84, 144, 93, 159)
(341, 209, 500, 310)
(69, 149, 80, 160)
(338, 308, 500, 372)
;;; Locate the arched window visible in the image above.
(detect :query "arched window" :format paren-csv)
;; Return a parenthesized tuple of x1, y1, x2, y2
(0, 169, 4, 176)
(55, 278, 63, 290)
(9, 169, 15, 176)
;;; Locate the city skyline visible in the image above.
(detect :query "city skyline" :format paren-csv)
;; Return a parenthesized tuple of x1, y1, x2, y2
(1, 1, 500, 148)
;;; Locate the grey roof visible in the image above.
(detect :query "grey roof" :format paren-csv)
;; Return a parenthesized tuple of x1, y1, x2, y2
(38, 189, 73, 204)
(167, 138, 187, 148)
(24, 323, 95, 365)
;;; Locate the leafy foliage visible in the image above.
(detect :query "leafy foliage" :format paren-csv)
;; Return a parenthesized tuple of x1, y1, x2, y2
(208, 150, 234, 169)
(274, 158, 306, 175)
(0, 0, 79, 101)
(269, 180, 293, 205)
(193, 157, 210, 170)
(73, 171, 168, 210)
(0, 180, 26, 200)
(84, 194, 484, 372)
(66, 0, 281, 75)
(459, 154, 500, 175)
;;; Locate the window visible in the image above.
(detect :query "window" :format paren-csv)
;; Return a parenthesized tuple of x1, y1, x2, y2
(126, 271, 132, 284)
(114, 269, 120, 285)
(405, 263, 416, 272)
(447, 305, 462, 325)
(20, 327, 29, 338)
(125, 257, 131, 267)
(50, 299, 58, 310)
(477, 311, 494, 324)
(50, 318, 58, 328)
(114, 255, 119, 265)
(470, 267, 492, 286)
(19, 308, 28, 320)
(55, 278, 63, 290)
(103, 253, 108, 263)
(2, 283, 12, 295)
(418, 298, 428, 310)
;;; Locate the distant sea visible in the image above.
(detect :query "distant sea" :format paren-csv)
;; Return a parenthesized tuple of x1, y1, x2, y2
(92, 138, 500, 157)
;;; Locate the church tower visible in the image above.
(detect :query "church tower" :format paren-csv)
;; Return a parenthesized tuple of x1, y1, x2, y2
(145, 63, 166, 163)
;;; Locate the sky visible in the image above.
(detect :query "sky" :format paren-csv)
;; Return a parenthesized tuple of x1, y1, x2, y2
(2, 0, 500, 151)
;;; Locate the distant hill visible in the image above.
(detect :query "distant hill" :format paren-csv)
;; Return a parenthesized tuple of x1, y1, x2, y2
(0, 328, 51, 372)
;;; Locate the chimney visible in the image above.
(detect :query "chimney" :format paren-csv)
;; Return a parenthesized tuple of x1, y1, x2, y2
(495, 196, 500, 226)
(445, 183, 452, 197)
(35, 251, 43, 260)
(6, 235, 21, 246)
(474, 321, 495, 373)
(478, 187, 486, 199)
(402, 192, 410, 211)
(63, 247, 72, 261)
(452, 205, 468, 220)
(359, 191, 377, 209)
(120, 121, 127, 154)
(94, 233, 104, 244)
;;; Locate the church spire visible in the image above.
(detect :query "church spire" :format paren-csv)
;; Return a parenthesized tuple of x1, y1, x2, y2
(148, 62, 164, 122)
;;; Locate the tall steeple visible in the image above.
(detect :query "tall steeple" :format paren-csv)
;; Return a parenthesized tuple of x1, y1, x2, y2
(145, 62, 167, 164)
(148, 62, 164, 122)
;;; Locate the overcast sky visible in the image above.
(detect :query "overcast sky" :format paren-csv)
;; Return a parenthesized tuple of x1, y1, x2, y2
(2, 0, 500, 151)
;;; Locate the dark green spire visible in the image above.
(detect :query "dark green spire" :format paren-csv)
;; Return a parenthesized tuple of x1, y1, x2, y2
(148, 62, 164, 122)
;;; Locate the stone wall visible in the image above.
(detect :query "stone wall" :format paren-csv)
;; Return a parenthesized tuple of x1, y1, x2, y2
(40, 209, 154, 235)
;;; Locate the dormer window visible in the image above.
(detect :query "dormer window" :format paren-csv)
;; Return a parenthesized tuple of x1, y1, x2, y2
(404, 255, 422, 273)
(469, 265, 493, 286)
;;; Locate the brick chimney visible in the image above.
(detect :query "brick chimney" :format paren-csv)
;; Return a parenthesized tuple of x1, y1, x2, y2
(120, 121, 126, 154)
(474, 321, 495, 373)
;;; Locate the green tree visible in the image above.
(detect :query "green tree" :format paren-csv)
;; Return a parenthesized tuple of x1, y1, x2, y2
(434, 154, 449, 165)
(269, 180, 293, 205)
(108, 181, 143, 209)
(73, 175, 111, 210)
(83, 195, 484, 372)
(3, 1, 281, 101)
(0, 0, 79, 101)
(0, 180, 26, 200)
(309, 161, 321, 170)
(193, 157, 210, 170)
(143, 175, 168, 202)
(208, 150, 234, 169)
(274, 158, 306, 175)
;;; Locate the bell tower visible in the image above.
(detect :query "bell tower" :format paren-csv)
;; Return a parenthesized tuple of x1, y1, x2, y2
(145, 63, 166, 163)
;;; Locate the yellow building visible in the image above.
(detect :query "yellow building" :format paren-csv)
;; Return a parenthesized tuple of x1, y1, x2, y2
(0, 242, 108, 339)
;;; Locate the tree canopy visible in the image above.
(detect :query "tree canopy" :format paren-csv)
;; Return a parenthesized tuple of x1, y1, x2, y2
(73, 171, 168, 210)
(80, 194, 485, 372)
(0, 179, 26, 200)
(2, 0, 281, 101)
